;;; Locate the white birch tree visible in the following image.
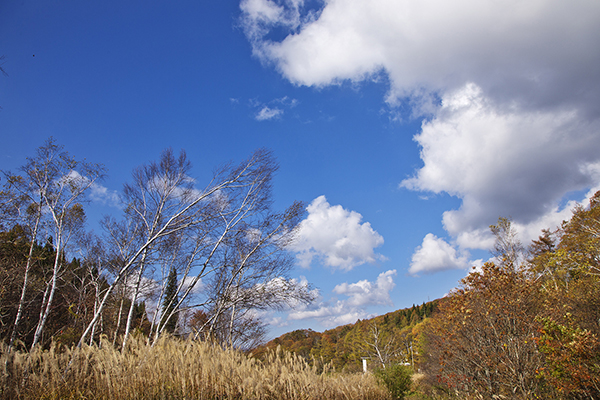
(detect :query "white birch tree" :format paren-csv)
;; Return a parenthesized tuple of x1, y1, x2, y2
(27, 140, 105, 349)
(78, 148, 307, 347)
(1, 171, 45, 350)
(1, 138, 104, 349)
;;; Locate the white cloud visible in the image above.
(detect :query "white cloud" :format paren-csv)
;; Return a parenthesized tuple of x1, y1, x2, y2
(410, 234, 469, 275)
(241, 0, 284, 24)
(90, 182, 121, 207)
(333, 269, 396, 307)
(240, 0, 305, 42)
(292, 195, 384, 271)
(287, 270, 396, 328)
(180, 275, 205, 297)
(274, 95, 298, 107)
(251, 97, 298, 120)
(256, 106, 284, 120)
(289, 303, 364, 328)
(402, 84, 600, 240)
(60, 170, 121, 208)
(242, 0, 600, 273)
(325, 310, 366, 327)
(401, 84, 600, 260)
(252, 275, 317, 308)
(267, 315, 288, 327)
(287, 300, 347, 322)
(242, 0, 600, 116)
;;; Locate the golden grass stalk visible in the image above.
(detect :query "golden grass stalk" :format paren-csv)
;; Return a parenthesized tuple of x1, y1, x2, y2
(1, 336, 391, 400)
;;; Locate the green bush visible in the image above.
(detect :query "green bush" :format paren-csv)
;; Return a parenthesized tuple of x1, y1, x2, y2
(374, 363, 413, 400)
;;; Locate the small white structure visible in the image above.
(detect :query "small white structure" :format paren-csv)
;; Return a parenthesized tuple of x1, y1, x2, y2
(361, 357, 368, 373)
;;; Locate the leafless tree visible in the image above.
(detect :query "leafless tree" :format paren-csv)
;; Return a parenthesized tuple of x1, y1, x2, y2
(1, 171, 45, 350)
(78, 148, 313, 349)
(490, 217, 525, 269)
(185, 195, 309, 338)
(27, 140, 105, 349)
(70, 231, 110, 345)
(361, 323, 404, 369)
(2, 138, 105, 349)
(99, 215, 143, 345)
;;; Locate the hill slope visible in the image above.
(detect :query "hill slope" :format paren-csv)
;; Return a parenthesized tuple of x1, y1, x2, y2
(252, 301, 438, 372)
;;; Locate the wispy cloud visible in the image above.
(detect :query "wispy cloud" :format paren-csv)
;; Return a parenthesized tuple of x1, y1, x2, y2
(90, 182, 121, 207)
(251, 96, 299, 121)
(64, 170, 121, 208)
(288, 270, 396, 328)
(255, 106, 283, 120)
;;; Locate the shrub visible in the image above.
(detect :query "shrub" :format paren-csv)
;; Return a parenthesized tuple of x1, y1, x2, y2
(374, 363, 413, 400)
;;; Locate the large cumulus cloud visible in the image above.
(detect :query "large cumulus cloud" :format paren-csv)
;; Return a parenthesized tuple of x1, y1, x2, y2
(242, 0, 600, 114)
(241, 0, 600, 273)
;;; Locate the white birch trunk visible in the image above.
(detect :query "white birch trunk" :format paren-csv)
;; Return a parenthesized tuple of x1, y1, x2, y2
(8, 212, 42, 350)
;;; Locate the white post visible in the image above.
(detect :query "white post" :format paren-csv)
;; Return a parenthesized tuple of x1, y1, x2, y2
(362, 357, 368, 373)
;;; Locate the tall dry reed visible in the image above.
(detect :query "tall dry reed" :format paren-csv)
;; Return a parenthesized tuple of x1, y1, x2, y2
(1, 336, 391, 400)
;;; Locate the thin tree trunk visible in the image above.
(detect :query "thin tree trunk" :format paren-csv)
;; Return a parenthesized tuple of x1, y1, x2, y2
(122, 259, 145, 350)
(228, 303, 237, 347)
(8, 213, 41, 350)
(113, 290, 125, 347)
(31, 233, 63, 349)
(99, 312, 104, 347)
(89, 282, 100, 346)
(149, 265, 169, 344)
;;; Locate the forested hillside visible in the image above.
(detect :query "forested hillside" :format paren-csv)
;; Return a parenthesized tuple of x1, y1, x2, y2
(252, 301, 437, 372)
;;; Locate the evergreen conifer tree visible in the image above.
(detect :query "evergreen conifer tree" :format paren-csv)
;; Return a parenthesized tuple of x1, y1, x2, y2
(161, 268, 178, 334)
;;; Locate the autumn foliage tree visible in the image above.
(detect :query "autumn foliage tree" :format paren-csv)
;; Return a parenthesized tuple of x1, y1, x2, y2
(528, 192, 600, 398)
(537, 316, 600, 398)
(421, 200, 600, 399)
(426, 262, 546, 399)
(421, 218, 549, 398)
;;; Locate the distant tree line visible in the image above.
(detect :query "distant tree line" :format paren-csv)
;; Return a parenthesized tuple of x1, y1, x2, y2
(253, 301, 437, 372)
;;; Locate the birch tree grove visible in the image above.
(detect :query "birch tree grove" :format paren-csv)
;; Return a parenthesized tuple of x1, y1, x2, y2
(1, 172, 45, 351)
(78, 147, 313, 348)
(1, 138, 105, 349)
(1, 140, 313, 350)
(28, 141, 105, 349)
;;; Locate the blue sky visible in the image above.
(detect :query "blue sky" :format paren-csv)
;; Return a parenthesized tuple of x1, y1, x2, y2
(2, 0, 600, 338)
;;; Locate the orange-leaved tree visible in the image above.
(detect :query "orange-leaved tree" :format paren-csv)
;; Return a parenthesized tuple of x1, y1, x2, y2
(529, 191, 600, 398)
(427, 262, 546, 399)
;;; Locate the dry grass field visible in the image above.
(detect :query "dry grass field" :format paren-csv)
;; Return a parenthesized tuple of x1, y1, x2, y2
(1, 336, 392, 400)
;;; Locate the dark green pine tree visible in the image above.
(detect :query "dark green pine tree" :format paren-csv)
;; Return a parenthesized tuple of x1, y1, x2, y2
(160, 268, 178, 334)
